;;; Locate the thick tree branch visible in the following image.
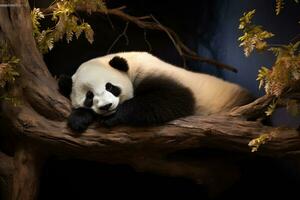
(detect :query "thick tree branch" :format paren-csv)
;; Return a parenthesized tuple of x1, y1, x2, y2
(3, 102, 299, 158)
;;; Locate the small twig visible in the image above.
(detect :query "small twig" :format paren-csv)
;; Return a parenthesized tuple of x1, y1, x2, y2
(150, 15, 182, 56)
(150, 15, 186, 67)
(104, 8, 237, 72)
(106, 14, 115, 30)
(115, 6, 127, 10)
(137, 16, 152, 20)
(143, 30, 152, 52)
(107, 22, 129, 54)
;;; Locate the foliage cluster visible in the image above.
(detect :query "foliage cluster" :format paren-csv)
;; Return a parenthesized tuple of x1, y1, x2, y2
(0, 42, 21, 106)
(0, 42, 19, 88)
(238, 1, 300, 151)
(31, 0, 107, 53)
(239, 8, 300, 117)
(275, 0, 299, 15)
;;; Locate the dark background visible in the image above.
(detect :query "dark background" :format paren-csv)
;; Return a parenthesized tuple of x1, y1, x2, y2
(3, 0, 300, 199)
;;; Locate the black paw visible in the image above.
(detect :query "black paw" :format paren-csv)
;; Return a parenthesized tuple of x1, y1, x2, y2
(68, 117, 90, 133)
(58, 75, 72, 98)
(67, 108, 95, 133)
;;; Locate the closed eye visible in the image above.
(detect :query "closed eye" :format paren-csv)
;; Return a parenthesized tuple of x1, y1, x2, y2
(105, 82, 121, 97)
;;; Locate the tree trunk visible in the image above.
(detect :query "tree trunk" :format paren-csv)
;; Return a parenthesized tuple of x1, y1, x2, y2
(0, 0, 299, 199)
(12, 144, 43, 200)
(0, 151, 14, 200)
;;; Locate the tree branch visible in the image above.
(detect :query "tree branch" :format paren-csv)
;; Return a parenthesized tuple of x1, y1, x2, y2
(107, 21, 129, 54)
(230, 95, 274, 119)
(3, 103, 299, 158)
(100, 7, 238, 72)
(43, 4, 238, 72)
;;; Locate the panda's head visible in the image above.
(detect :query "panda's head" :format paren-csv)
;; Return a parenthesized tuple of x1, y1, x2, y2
(70, 56, 133, 116)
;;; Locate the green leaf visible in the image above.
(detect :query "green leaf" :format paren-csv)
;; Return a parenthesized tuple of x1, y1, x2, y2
(275, 0, 284, 15)
(31, 8, 44, 33)
(84, 24, 94, 44)
(239, 9, 256, 30)
(248, 131, 277, 152)
(265, 100, 277, 116)
(257, 66, 270, 89)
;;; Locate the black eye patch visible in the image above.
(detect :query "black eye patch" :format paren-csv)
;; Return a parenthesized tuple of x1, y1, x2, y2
(84, 91, 94, 107)
(106, 82, 121, 97)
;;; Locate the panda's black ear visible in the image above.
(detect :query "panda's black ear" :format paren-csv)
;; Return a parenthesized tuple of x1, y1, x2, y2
(58, 75, 72, 99)
(109, 56, 129, 72)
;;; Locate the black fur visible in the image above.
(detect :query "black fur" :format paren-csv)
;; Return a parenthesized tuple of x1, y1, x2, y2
(58, 73, 195, 130)
(67, 108, 96, 133)
(58, 75, 73, 98)
(101, 76, 195, 127)
(83, 91, 94, 107)
(108, 56, 129, 72)
(106, 82, 121, 97)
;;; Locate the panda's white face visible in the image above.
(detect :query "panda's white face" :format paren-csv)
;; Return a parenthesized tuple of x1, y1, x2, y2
(70, 59, 133, 116)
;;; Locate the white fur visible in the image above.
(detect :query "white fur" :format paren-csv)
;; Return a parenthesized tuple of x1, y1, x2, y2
(71, 52, 251, 116)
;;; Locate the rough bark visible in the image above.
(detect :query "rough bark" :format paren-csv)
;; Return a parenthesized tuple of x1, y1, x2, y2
(12, 144, 43, 200)
(0, 151, 14, 200)
(0, 0, 299, 199)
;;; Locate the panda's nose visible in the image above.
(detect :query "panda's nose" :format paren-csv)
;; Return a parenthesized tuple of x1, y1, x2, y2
(99, 103, 112, 111)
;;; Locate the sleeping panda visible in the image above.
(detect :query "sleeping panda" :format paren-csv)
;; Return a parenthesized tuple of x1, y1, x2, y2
(59, 51, 253, 133)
